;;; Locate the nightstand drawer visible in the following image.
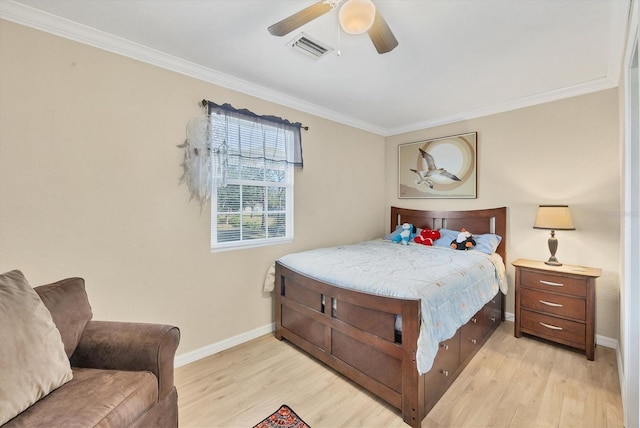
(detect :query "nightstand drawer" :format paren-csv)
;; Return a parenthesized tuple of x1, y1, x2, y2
(521, 270, 586, 297)
(520, 288, 585, 320)
(520, 309, 585, 347)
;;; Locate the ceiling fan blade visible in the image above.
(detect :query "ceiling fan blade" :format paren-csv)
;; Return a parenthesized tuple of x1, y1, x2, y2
(268, 2, 334, 37)
(367, 9, 398, 54)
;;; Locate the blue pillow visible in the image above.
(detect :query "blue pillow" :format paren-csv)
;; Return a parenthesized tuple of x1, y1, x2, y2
(433, 228, 459, 247)
(384, 225, 404, 241)
(473, 233, 502, 255)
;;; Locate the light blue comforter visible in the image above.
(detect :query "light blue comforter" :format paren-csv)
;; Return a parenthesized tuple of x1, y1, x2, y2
(278, 240, 507, 374)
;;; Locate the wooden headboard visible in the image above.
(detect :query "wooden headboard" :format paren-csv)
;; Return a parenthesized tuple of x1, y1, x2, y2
(390, 206, 507, 263)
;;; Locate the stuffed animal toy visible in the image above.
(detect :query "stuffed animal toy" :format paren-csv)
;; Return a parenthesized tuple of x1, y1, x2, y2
(451, 228, 476, 250)
(392, 223, 414, 245)
(414, 228, 441, 246)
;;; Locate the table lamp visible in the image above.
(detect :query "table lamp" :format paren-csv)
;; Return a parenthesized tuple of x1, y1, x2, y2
(533, 205, 575, 266)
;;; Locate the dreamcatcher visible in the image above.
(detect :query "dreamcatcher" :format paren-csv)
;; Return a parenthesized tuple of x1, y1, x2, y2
(178, 113, 227, 205)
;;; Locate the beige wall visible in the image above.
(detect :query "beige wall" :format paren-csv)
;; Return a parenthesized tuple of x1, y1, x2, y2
(0, 18, 622, 358)
(385, 89, 621, 340)
(0, 21, 386, 355)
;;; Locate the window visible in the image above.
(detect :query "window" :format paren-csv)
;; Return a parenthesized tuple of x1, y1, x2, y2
(207, 102, 303, 251)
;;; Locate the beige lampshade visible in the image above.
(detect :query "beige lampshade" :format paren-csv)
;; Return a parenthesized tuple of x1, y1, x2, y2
(533, 205, 575, 230)
(339, 0, 376, 34)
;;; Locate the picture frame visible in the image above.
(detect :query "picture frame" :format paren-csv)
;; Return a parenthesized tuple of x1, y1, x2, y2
(398, 132, 477, 199)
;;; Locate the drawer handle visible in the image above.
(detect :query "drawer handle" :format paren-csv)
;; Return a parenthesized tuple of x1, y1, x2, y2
(539, 322, 563, 331)
(490, 317, 497, 322)
(471, 317, 477, 324)
(470, 338, 477, 344)
(441, 369, 449, 377)
(440, 343, 449, 351)
(539, 299, 563, 308)
(540, 280, 564, 287)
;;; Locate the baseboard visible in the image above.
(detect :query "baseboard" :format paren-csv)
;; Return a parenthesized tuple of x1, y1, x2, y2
(174, 322, 275, 368)
(505, 311, 515, 322)
(596, 334, 618, 349)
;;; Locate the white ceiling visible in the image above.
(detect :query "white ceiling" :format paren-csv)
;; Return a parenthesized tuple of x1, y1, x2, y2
(0, 0, 631, 136)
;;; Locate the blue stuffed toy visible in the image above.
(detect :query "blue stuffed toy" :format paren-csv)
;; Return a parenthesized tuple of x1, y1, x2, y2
(392, 223, 414, 245)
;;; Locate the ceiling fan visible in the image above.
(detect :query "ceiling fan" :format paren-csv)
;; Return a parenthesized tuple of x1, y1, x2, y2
(268, 0, 398, 54)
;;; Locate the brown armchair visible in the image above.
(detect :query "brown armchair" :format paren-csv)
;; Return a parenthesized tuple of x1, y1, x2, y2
(2, 275, 180, 428)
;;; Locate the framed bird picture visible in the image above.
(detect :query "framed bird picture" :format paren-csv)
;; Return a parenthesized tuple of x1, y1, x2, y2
(398, 132, 477, 198)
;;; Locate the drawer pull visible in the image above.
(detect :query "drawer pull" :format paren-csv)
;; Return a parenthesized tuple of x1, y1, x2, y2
(540, 280, 564, 287)
(470, 338, 477, 344)
(441, 369, 449, 377)
(539, 322, 563, 331)
(471, 317, 477, 324)
(490, 317, 497, 322)
(539, 299, 563, 308)
(440, 343, 449, 351)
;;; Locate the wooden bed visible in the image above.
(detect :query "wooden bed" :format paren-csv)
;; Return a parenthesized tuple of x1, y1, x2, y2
(274, 206, 507, 428)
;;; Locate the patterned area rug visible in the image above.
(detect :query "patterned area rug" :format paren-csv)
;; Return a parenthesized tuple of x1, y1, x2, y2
(253, 404, 310, 428)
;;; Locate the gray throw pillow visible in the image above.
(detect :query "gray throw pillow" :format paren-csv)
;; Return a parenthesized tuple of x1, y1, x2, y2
(0, 270, 73, 425)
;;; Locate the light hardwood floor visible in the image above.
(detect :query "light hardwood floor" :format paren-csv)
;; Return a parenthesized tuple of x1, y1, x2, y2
(174, 321, 623, 428)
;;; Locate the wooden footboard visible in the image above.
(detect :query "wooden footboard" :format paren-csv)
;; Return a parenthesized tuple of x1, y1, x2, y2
(275, 262, 502, 428)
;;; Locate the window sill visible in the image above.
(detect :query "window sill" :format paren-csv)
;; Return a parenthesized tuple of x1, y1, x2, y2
(210, 237, 293, 253)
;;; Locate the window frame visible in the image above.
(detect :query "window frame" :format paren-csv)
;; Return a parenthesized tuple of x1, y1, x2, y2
(209, 119, 295, 252)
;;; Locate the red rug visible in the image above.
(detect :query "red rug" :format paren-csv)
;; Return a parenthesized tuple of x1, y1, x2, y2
(253, 404, 310, 428)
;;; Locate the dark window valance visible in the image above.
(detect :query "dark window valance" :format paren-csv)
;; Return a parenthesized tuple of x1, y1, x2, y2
(203, 100, 304, 169)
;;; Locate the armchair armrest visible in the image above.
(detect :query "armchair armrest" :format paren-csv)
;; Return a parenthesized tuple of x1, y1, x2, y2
(70, 321, 180, 400)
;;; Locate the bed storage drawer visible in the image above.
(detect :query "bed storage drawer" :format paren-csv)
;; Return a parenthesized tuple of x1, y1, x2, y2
(483, 294, 501, 335)
(460, 310, 483, 361)
(423, 332, 460, 407)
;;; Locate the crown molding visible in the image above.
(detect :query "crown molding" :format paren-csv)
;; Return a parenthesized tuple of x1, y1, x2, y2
(388, 75, 618, 136)
(0, 0, 627, 138)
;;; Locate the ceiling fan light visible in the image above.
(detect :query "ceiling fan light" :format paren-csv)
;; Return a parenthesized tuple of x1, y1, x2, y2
(339, 0, 376, 35)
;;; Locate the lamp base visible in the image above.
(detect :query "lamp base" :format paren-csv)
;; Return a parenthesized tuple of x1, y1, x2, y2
(545, 232, 562, 266)
(545, 256, 562, 266)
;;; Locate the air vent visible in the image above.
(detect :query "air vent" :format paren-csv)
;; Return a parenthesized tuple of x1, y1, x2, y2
(288, 33, 334, 60)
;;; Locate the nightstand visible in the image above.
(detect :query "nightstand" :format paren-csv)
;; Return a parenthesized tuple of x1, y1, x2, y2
(512, 258, 601, 360)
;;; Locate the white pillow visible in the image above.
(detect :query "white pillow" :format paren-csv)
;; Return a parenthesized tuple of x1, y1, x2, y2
(0, 270, 73, 424)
